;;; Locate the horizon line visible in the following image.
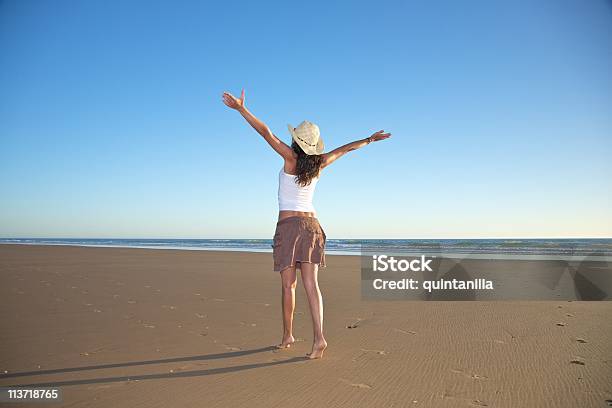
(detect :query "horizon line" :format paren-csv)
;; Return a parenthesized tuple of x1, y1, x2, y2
(2, 237, 612, 240)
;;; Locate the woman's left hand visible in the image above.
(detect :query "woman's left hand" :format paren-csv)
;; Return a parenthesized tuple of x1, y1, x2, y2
(368, 130, 392, 142)
(222, 89, 245, 111)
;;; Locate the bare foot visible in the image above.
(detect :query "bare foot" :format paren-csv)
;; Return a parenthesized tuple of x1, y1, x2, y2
(276, 334, 295, 349)
(306, 339, 327, 359)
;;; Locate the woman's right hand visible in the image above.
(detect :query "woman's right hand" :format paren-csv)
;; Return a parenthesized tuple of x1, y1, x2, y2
(222, 89, 245, 111)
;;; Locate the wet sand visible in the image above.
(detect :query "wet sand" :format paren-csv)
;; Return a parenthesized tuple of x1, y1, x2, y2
(1, 244, 611, 407)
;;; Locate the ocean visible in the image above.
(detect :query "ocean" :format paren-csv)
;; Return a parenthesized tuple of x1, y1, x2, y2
(1, 238, 611, 261)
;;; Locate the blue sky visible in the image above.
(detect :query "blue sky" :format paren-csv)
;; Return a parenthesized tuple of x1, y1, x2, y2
(1, 0, 611, 239)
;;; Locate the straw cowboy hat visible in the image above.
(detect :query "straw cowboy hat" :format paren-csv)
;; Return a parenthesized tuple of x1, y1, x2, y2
(287, 120, 325, 155)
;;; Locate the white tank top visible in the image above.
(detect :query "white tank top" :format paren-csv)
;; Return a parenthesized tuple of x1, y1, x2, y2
(278, 168, 318, 212)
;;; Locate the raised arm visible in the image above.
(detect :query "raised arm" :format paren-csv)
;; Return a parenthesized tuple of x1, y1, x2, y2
(222, 89, 294, 160)
(321, 130, 391, 169)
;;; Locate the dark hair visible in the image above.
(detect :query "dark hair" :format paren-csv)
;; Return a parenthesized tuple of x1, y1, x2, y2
(291, 140, 322, 187)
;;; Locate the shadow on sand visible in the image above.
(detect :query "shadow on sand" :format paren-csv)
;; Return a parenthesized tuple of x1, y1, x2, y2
(0, 346, 308, 387)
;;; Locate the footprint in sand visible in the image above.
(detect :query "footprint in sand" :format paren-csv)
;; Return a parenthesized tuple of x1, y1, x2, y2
(450, 368, 488, 380)
(570, 357, 585, 365)
(339, 378, 371, 389)
(127, 300, 137, 304)
(394, 328, 417, 335)
(556, 322, 567, 327)
(565, 313, 575, 317)
(443, 392, 488, 406)
(502, 329, 516, 339)
(360, 348, 388, 355)
(195, 313, 206, 319)
(169, 362, 206, 373)
(575, 338, 588, 344)
(92, 308, 102, 313)
(351, 348, 388, 361)
(347, 318, 363, 329)
(80, 347, 106, 357)
(143, 324, 156, 329)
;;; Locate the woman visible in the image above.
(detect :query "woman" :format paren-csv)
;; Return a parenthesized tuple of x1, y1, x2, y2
(222, 89, 390, 359)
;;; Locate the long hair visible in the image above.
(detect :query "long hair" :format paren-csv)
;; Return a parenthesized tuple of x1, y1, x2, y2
(292, 140, 322, 187)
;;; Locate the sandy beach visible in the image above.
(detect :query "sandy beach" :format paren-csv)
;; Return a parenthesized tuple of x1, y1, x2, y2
(1, 244, 611, 407)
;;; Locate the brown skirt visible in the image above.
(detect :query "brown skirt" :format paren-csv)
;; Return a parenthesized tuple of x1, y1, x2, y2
(272, 216, 327, 272)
